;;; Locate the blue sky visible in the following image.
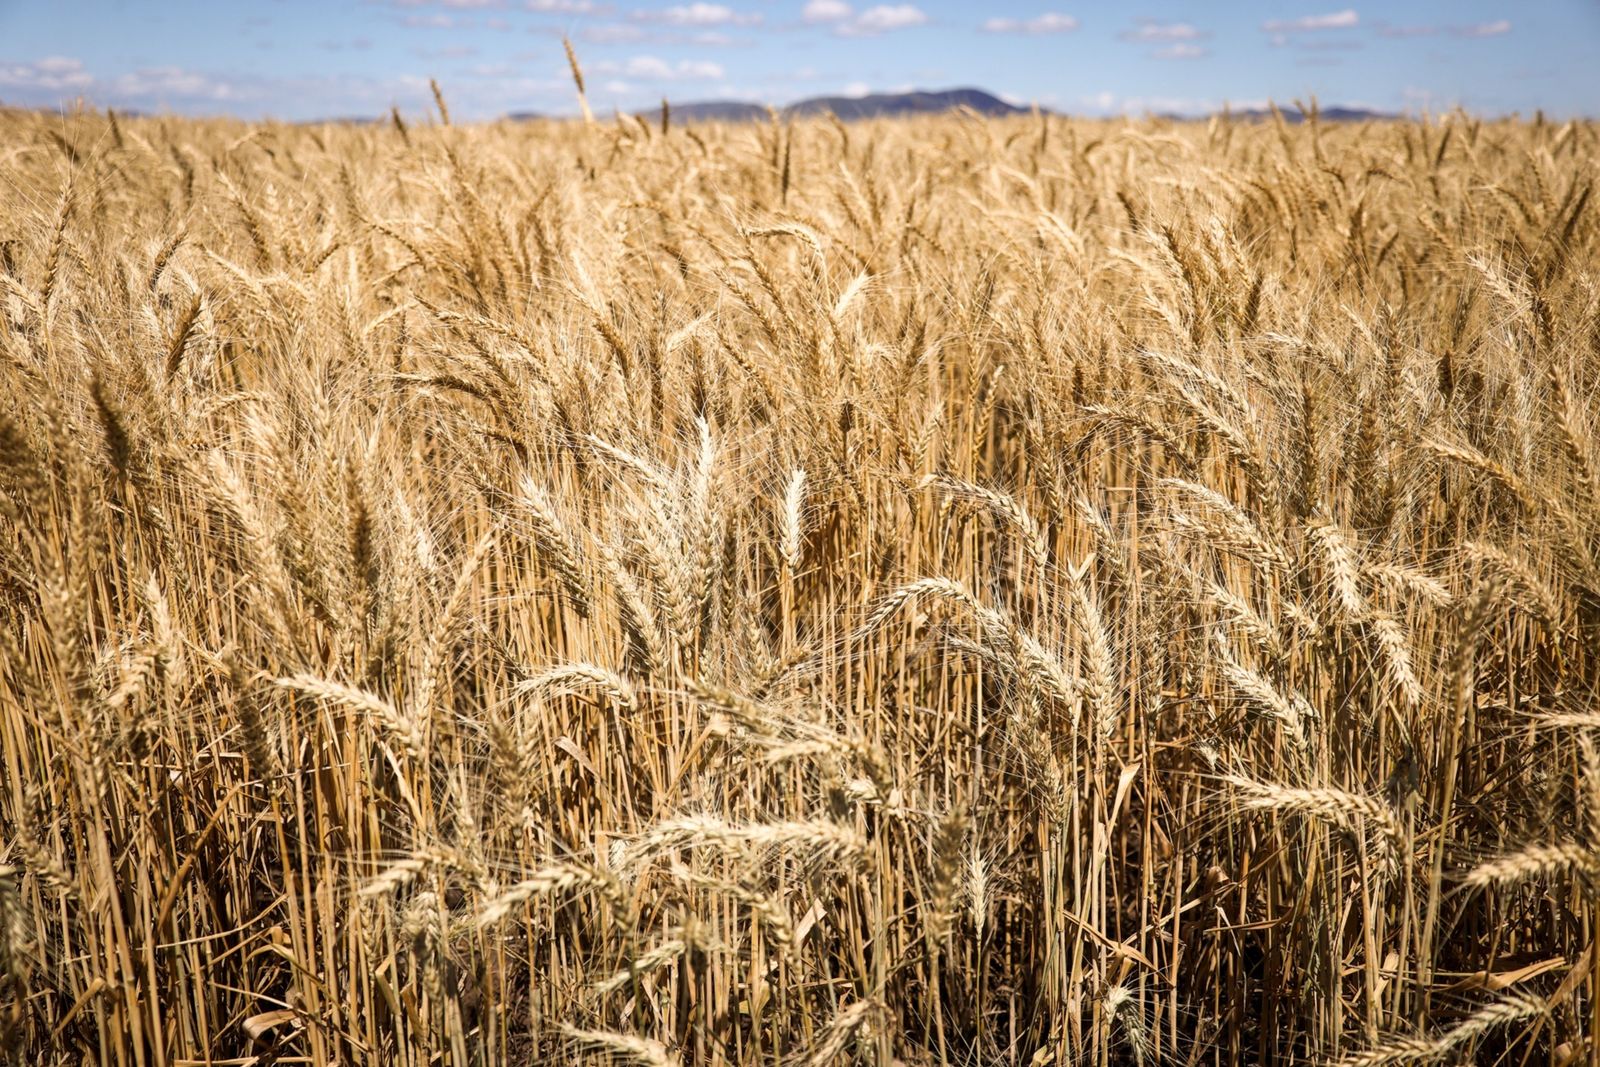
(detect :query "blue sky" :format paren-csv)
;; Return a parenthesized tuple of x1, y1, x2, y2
(0, 1, 1595, 120)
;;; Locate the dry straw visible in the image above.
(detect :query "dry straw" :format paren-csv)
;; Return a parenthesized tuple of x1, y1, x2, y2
(1, 93, 1596, 1067)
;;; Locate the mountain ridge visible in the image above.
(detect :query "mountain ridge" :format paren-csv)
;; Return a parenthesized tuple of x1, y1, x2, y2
(512, 89, 1397, 124)
(2, 89, 1397, 126)
(510, 87, 1029, 124)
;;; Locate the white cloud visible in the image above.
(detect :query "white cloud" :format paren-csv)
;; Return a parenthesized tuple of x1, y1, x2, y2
(634, 3, 761, 25)
(855, 5, 926, 31)
(583, 23, 650, 42)
(413, 44, 480, 59)
(0, 56, 94, 92)
(1262, 9, 1358, 32)
(1376, 23, 1435, 38)
(593, 55, 727, 79)
(0, 54, 585, 120)
(0, 56, 245, 105)
(622, 56, 675, 77)
(1084, 92, 1260, 116)
(577, 18, 750, 44)
(3, 56, 593, 121)
(841, 80, 872, 97)
(1154, 42, 1207, 58)
(834, 4, 927, 35)
(982, 12, 1078, 34)
(676, 59, 726, 78)
(111, 66, 240, 102)
(388, 0, 597, 7)
(401, 13, 458, 27)
(1120, 19, 1202, 42)
(803, 0, 852, 22)
(667, 81, 766, 100)
(1378, 18, 1511, 38)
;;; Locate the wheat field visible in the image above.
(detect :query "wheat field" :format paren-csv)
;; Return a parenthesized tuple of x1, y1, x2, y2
(1, 95, 1598, 1066)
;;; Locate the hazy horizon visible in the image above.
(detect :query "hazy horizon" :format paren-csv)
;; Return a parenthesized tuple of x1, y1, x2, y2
(2, 1, 1597, 122)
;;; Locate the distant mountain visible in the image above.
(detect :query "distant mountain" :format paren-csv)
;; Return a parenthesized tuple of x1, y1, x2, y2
(1216, 105, 1398, 123)
(657, 100, 770, 123)
(627, 87, 1028, 125)
(617, 91, 1395, 126)
(786, 87, 1027, 119)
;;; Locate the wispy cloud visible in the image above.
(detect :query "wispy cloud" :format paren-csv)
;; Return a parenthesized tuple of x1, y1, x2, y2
(1377, 19, 1511, 38)
(0, 54, 583, 119)
(1118, 17, 1207, 58)
(111, 66, 243, 101)
(413, 44, 481, 59)
(801, 0, 852, 23)
(1081, 90, 1269, 117)
(0, 56, 243, 106)
(831, 4, 928, 36)
(0, 57, 245, 106)
(592, 54, 726, 79)
(575, 23, 648, 41)
(981, 13, 1079, 35)
(1375, 23, 1435, 38)
(562, 20, 747, 44)
(1262, 9, 1358, 33)
(0, 56, 95, 93)
(1119, 18, 1204, 42)
(385, 0, 601, 8)
(400, 13, 461, 28)
(630, 3, 760, 26)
